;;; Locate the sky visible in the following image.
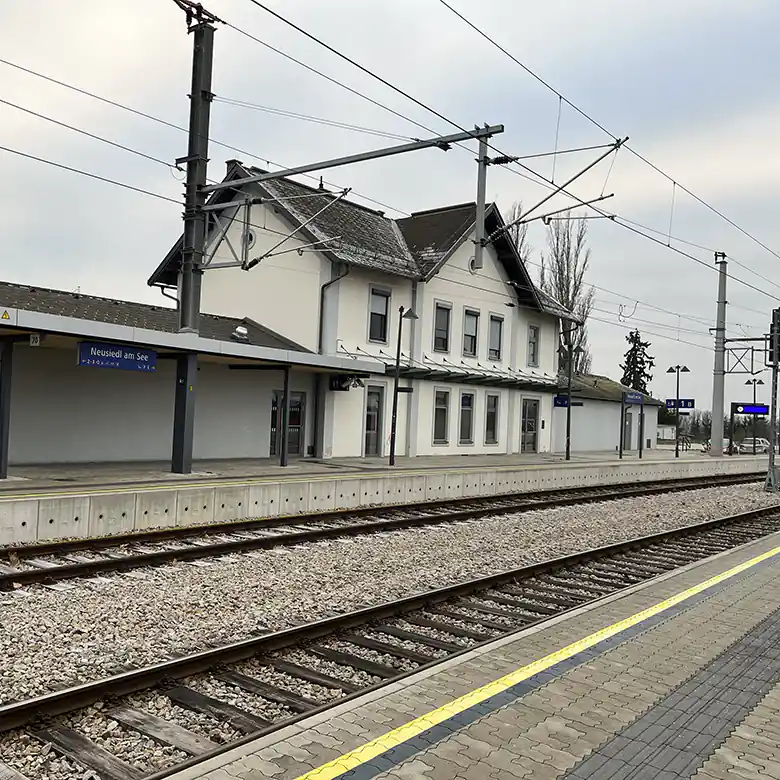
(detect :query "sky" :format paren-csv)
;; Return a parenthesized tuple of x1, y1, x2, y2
(1, 0, 779, 411)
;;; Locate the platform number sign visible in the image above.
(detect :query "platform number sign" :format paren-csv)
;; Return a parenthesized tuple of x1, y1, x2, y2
(666, 398, 695, 410)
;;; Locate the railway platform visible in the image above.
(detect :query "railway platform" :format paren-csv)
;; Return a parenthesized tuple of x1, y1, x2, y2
(0, 451, 765, 545)
(169, 528, 780, 780)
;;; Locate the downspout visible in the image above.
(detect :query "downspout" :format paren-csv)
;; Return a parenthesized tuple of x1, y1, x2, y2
(313, 264, 350, 458)
(318, 264, 350, 353)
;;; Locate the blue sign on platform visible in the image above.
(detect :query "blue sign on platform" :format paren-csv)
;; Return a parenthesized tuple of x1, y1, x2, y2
(78, 341, 157, 372)
(666, 398, 695, 409)
(623, 390, 644, 405)
(734, 403, 770, 415)
(554, 394, 583, 408)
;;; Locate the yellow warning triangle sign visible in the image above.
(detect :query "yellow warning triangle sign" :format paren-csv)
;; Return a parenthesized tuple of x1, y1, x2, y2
(1, 311, 9, 320)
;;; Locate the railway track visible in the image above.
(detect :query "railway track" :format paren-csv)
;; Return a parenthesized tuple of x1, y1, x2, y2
(0, 500, 778, 780)
(0, 471, 762, 590)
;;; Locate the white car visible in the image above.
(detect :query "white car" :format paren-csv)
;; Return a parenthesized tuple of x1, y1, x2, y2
(737, 438, 772, 454)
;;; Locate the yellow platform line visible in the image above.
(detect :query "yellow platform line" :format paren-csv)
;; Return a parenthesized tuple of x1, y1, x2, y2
(293, 543, 780, 780)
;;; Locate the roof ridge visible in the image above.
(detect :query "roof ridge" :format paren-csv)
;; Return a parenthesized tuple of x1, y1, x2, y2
(248, 167, 391, 217)
(0, 280, 174, 313)
(404, 201, 476, 219)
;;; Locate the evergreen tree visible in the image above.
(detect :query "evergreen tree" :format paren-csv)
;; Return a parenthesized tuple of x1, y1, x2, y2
(620, 330, 655, 393)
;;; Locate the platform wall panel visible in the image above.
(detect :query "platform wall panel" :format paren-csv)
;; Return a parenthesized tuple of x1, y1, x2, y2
(0, 456, 766, 544)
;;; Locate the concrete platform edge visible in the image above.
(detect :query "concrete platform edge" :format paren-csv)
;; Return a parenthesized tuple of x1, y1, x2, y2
(0, 456, 764, 545)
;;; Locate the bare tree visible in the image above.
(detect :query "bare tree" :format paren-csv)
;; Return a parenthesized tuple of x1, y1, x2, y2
(540, 214, 594, 375)
(504, 201, 532, 265)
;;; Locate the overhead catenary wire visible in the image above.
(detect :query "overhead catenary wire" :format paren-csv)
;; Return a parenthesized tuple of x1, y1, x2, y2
(435, 268, 716, 351)
(3, 91, 733, 327)
(217, 93, 615, 162)
(213, 97, 415, 141)
(0, 97, 180, 171)
(0, 57, 409, 217)
(448, 252, 766, 333)
(0, 129, 719, 352)
(0, 144, 182, 205)
(5, 33, 769, 310)
(0, 143, 735, 356)
(433, 0, 780, 265)
(2, 24, 772, 335)
(238, 0, 780, 308)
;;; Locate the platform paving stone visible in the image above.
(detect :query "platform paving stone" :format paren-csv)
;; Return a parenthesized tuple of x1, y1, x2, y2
(167, 533, 780, 780)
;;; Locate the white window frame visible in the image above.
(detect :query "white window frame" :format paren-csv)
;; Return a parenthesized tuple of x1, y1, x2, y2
(488, 314, 504, 362)
(433, 300, 452, 353)
(463, 309, 480, 358)
(527, 324, 541, 367)
(485, 393, 500, 445)
(368, 286, 391, 344)
(432, 387, 450, 445)
(459, 391, 475, 445)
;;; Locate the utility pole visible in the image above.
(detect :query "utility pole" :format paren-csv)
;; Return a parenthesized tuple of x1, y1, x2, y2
(171, 0, 220, 474)
(472, 130, 489, 271)
(565, 339, 574, 461)
(710, 252, 727, 457)
(766, 308, 780, 491)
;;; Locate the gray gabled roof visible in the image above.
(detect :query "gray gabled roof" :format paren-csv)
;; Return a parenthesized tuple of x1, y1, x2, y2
(0, 281, 309, 352)
(147, 162, 418, 286)
(147, 165, 576, 322)
(259, 174, 419, 278)
(396, 202, 475, 276)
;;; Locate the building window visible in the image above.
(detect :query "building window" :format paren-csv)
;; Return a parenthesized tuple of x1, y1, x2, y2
(369, 288, 390, 342)
(485, 394, 499, 444)
(463, 310, 479, 357)
(527, 324, 540, 367)
(433, 303, 451, 352)
(433, 390, 450, 444)
(488, 316, 503, 361)
(459, 392, 475, 444)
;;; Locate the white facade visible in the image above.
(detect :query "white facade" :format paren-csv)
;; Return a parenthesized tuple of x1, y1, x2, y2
(552, 399, 660, 454)
(196, 192, 562, 460)
(8, 344, 317, 464)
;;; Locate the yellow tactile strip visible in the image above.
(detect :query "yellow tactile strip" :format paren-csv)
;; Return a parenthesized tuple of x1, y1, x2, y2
(292, 543, 780, 780)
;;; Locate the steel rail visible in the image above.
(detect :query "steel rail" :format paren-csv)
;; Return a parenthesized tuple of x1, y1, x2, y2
(2, 500, 778, 735)
(0, 473, 763, 589)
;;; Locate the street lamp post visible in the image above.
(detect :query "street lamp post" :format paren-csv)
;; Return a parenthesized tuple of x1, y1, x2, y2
(746, 378, 766, 454)
(389, 305, 417, 466)
(666, 365, 690, 458)
(559, 334, 583, 462)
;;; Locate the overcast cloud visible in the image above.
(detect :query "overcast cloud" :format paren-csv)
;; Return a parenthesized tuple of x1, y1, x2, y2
(1, 0, 779, 411)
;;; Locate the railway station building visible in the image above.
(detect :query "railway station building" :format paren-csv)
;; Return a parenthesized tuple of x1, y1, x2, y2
(148, 161, 574, 465)
(0, 163, 656, 473)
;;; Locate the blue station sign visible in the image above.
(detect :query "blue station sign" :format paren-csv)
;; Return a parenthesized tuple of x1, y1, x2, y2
(734, 403, 769, 415)
(554, 394, 583, 408)
(623, 390, 644, 405)
(666, 398, 695, 409)
(78, 341, 157, 372)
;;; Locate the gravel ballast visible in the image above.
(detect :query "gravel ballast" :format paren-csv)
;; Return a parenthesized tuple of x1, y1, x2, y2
(0, 483, 777, 705)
